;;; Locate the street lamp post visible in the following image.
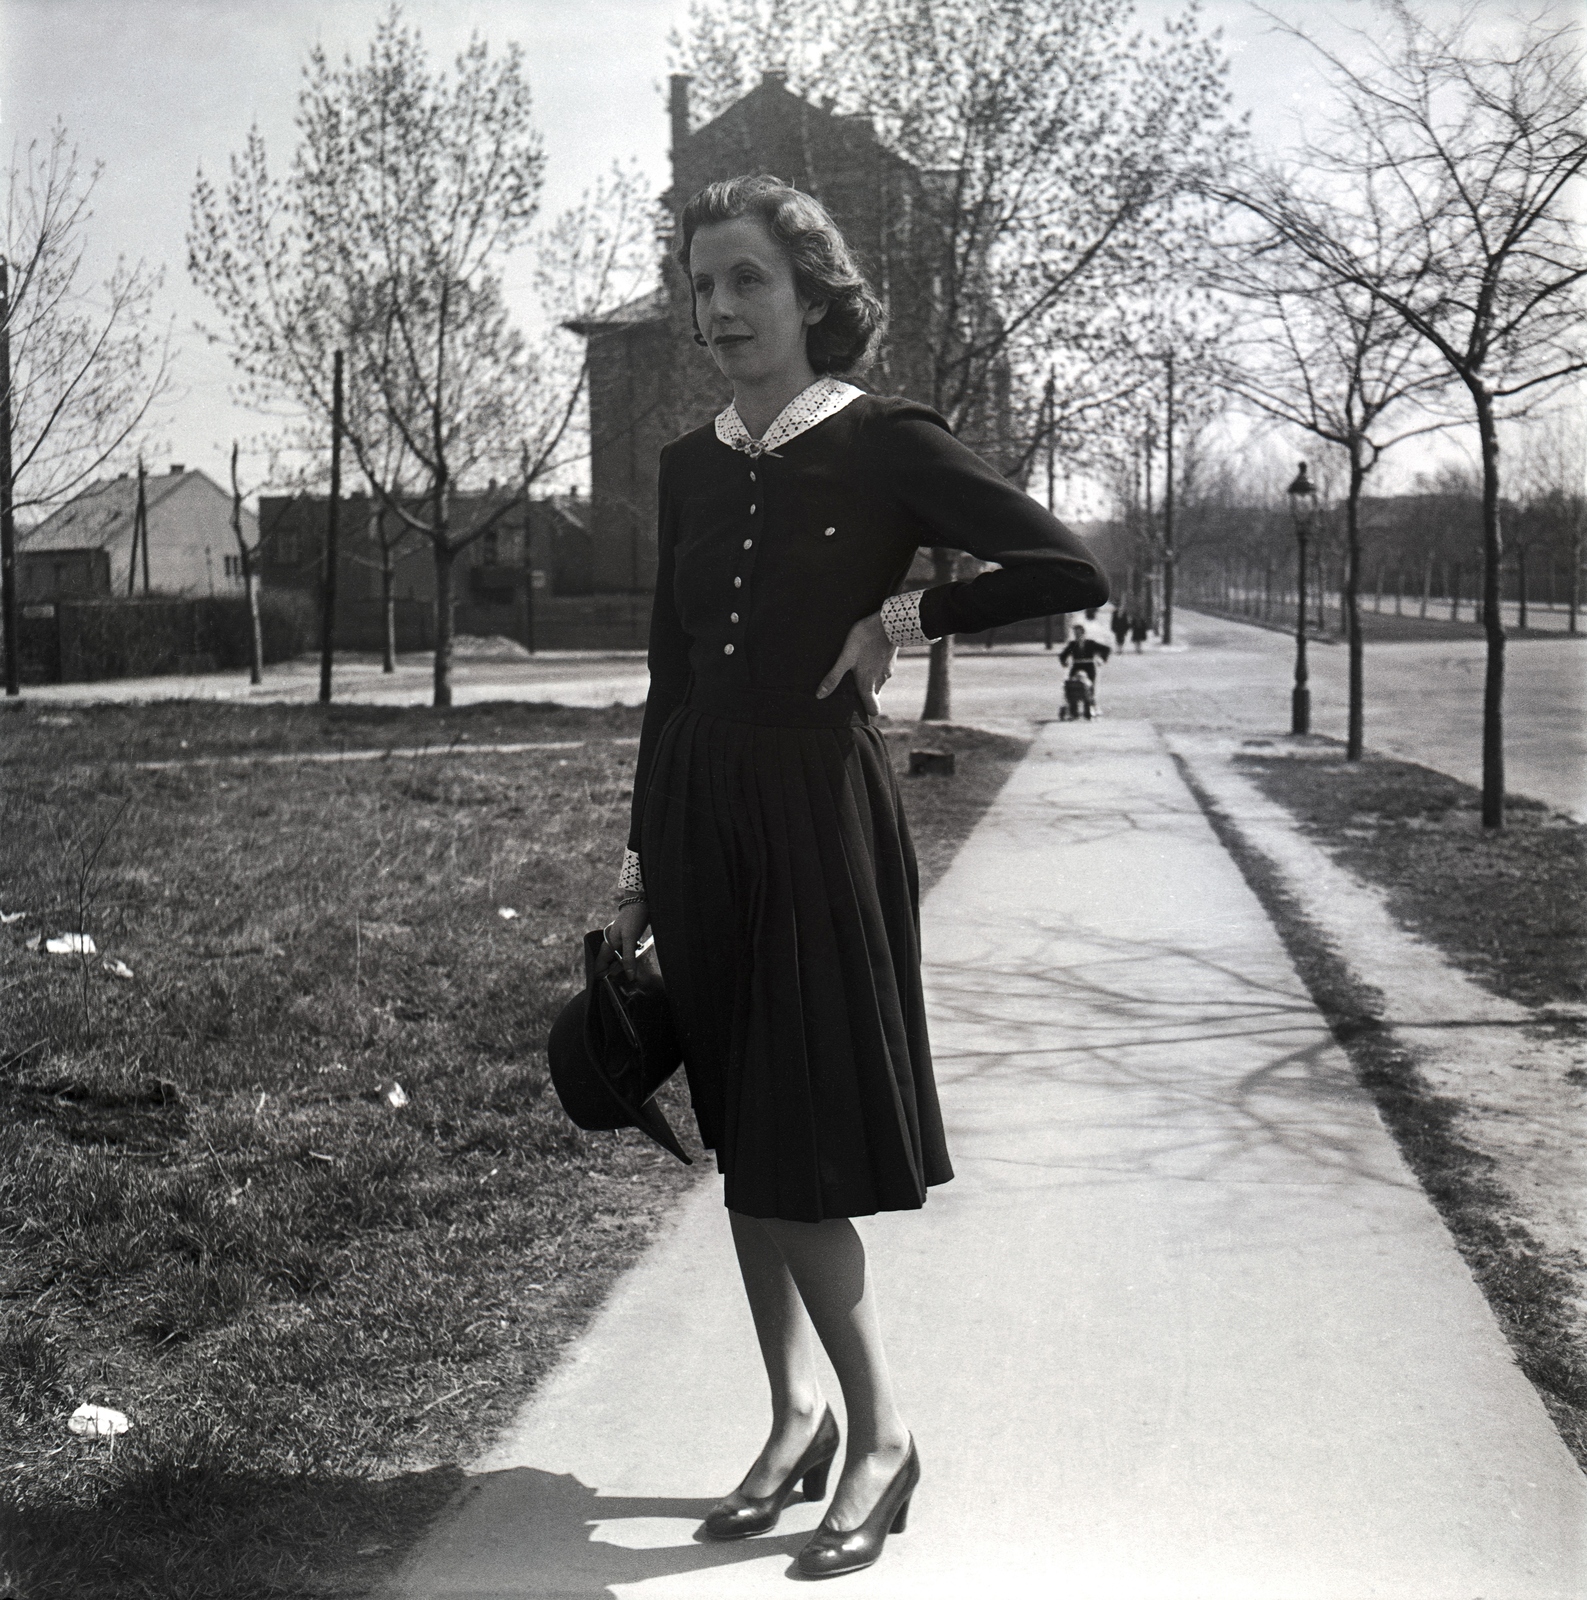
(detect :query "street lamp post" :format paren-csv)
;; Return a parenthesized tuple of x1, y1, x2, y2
(1286, 461, 1317, 736)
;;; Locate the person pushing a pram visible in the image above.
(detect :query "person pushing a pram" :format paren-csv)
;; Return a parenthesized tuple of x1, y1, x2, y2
(1058, 624, 1111, 720)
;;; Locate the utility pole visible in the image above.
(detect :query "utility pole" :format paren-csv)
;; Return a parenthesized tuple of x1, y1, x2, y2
(0, 260, 17, 697)
(1143, 426, 1156, 630)
(319, 349, 343, 704)
(1044, 370, 1059, 649)
(127, 465, 139, 595)
(1162, 352, 1175, 647)
(129, 456, 150, 595)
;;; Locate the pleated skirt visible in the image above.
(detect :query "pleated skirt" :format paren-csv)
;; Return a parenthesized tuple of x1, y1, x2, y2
(640, 683, 953, 1222)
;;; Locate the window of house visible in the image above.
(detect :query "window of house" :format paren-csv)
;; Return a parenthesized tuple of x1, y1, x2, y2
(224, 555, 244, 583)
(481, 528, 500, 567)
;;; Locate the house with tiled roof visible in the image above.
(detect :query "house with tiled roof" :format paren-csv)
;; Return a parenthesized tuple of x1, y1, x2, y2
(18, 465, 258, 602)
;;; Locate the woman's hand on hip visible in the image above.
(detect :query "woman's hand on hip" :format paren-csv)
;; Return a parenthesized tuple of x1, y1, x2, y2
(608, 898, 650, 980)
(816, 612, 897, 715)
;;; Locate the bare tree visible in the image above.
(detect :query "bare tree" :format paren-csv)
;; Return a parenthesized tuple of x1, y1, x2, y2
(189, 8, 652, 705)
(364, 492, 420, 674)
(227, 442, 266, 685)
(2, 127, 170, 694)
(3, 129, 170, 515)
(672, 0, 1239, 719)
(1225, 6, 1586, 826)
(1212, 223, 1448, 757)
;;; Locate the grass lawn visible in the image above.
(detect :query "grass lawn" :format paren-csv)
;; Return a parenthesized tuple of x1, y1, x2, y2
(1238, 747, 1584, 1019)
(0, 698, 1026, 1600)
(1213, 745, 1587, 1467)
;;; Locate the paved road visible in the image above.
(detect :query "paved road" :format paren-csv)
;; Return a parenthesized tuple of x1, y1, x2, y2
(884, 609, 1586, 820)
(17, 609, 1584, 818)
(385, 721, 1587, 1599)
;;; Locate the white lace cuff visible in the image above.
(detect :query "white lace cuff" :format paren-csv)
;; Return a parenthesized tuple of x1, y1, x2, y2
(880, 589, 931, 647)
(617, 848, 645, 898)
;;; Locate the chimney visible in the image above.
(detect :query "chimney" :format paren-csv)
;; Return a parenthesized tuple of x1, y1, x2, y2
(669, 74, 692, 154)
(763, 69, 789, 89)
(169, 463, 185, 475)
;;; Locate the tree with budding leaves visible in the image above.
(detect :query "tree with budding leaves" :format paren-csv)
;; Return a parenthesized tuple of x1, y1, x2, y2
(189, 6, 653, 706)
(1221, 4, 1586, 827)
(1, 127, 170, 695)
(1210, 213, 1450, 761)
(671, 0, 1240, 720)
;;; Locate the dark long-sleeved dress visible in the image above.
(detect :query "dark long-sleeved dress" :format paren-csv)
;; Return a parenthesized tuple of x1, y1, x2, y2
(629, 391, 1108, 1222)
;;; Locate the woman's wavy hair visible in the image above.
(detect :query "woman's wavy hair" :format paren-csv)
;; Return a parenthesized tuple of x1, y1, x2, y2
(677, 174, 886, 375)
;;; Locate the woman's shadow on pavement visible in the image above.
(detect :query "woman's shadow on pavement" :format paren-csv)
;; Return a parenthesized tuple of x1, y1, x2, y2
(389, 1465, 826, 1596)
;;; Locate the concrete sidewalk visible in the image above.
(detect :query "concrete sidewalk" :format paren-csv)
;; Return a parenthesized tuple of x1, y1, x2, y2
(386, 720, 1586, 1600)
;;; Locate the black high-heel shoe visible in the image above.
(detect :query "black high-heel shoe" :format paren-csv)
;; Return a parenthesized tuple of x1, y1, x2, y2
(701, 1407, 840, 1540)
(795, 1436, 918, 1579)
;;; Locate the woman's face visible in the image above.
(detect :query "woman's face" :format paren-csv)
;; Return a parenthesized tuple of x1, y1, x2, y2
(688, 216, 827, 388)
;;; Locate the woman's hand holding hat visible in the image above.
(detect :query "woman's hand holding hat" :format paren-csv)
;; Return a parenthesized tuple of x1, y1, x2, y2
(607, 897, 651, 982)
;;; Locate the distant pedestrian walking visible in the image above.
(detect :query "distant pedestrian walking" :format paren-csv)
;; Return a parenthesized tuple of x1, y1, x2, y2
(1110, 606, 1130, 652)
(1130, 611, 1151, 652)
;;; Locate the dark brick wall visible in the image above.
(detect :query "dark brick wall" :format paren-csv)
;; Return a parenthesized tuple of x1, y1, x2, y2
(579, 76, 946, 593)
(583, 316, 727, 596)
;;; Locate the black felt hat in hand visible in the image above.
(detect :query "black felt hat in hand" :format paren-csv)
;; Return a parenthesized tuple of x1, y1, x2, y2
(547, 929, 691, 1165)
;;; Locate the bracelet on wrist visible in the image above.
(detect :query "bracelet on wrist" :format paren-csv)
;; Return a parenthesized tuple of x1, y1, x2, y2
(616, 892, 648, 910)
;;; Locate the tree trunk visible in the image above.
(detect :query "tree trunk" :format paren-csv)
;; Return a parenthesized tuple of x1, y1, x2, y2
(920, 547, 955, 721)
(381, 528, 397, 674)
(0, 260, 18, 699)
(244, 563, 264, 686)
(1570, 526, 1581, 635)
(1420, 555, 1431, 619)
(1162, 353, 1175, 647)
(230, 442, 263, 686)
(1476, 393, 1505, 829)
(383, 564, 397, 672)
(1516, 545, 1528, 631)
(433, 539, 455, 708)
(1345, 448, 1364, 761)
(1450, 563, 1460, 622)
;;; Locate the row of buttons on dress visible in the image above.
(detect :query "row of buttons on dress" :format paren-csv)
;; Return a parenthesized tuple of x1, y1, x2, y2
(725, 468, 759, 655)
(721, 466, 839, 656)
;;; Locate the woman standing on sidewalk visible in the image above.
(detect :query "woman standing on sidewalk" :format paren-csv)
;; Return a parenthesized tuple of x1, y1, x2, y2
(608, 174, 1107, 1578)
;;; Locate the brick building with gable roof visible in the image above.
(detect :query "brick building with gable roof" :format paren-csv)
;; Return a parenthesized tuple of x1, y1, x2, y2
(569, 70, 951, 598)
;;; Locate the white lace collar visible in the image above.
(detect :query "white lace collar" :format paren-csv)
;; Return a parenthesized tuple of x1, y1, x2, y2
(715, 376, 864, 457)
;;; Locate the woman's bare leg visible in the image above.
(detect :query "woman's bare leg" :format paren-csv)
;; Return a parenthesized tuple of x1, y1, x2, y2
(726, 1210, 828, 1498)
(757, 1215, 912, 1531)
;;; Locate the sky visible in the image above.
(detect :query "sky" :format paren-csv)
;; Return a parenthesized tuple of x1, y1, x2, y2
(0, 0, 1571, 514)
